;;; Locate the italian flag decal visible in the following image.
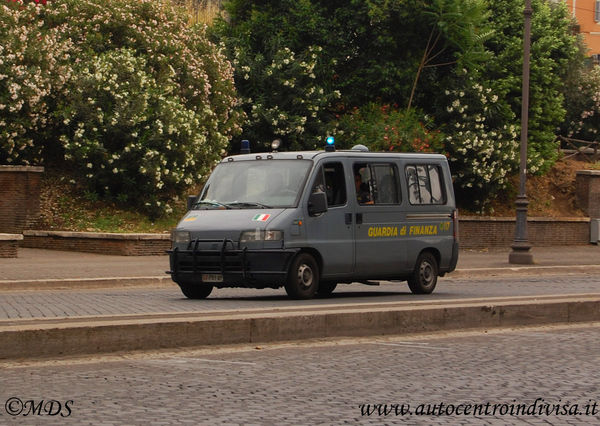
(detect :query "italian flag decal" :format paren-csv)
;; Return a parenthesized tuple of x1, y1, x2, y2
(253, 214, 271, 222)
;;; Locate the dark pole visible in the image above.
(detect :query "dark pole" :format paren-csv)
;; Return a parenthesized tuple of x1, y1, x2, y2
(509, 0, 534, 264)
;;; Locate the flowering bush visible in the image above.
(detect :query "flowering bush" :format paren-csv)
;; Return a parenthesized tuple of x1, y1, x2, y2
(563, 65, 600, 141)
(0, 1, 71, 164)
(333, 104, 444, 153)
(58, 48, 221, 214)
(439, 78, 520, 204)
(479, 0, 578, 175)
(229, 43, 340, 151)
(1, 0, 241, 216)
(213, 0, 343, 151)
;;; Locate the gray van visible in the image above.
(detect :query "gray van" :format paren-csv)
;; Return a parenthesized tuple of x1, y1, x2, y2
(168, 145, 459, 299)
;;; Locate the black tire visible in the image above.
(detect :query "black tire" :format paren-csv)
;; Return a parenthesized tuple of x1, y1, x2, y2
(317, 281, 337, 297)
(179, 283, 213, 299)
(285, 253, 319, 300)
(407, 252, 438, 294)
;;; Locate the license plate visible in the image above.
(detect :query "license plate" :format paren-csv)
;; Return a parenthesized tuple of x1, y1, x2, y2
(202, 274, 223, 283)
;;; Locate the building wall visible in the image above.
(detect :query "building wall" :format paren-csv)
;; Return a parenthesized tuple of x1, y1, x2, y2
(567, 0, 600, 55)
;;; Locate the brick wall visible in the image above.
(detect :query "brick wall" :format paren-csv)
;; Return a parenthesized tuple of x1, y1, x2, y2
(460, 217, 590, 249)
(22, 231, 171, 256)
(0, 166, 44, 234)
(20, 219, 592, 256)
(576, 171, 600, 218)
(0, 234, 23, 258)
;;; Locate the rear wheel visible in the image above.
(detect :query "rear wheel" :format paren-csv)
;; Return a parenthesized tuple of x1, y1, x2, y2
(317, 281, 337, 297)
(179, 283, 213, 299)
(407, 252, 438, 294)
(285, 253, 319, 300)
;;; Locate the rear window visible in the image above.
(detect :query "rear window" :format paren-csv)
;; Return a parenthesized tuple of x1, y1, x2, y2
(405, 164, 446, 205)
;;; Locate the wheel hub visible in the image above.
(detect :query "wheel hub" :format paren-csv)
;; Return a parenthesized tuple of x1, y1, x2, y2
(420, 261, 434, 284)
(297, 264, 313, 288)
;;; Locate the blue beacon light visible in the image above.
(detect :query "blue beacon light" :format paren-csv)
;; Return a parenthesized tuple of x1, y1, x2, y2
(240, 139, 250, 154)
(325, 136, 335, 152)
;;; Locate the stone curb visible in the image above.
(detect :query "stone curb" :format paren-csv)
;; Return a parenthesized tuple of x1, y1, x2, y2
(1, 264, 600, 291)
(1, 294, 599, 360)
(449, 264, 600, 277)
(0, 276, 170, 291)
(459, 216, 590, 222)
(23, 230, 170, 240)
(0, 234, 23, 241)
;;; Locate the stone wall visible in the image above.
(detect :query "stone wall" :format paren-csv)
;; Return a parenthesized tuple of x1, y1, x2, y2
(576, 170, 600, 218)
(0, 166, 44, 233)
(18, 218, 592, 255)
(459, 217, 590, 249)
(22, 231, 171, 256)
(0, 234, 23, 258)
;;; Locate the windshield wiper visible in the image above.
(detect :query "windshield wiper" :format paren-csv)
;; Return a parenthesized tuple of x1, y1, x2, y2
(192, 200, 231, 209)
(224, 201, 271, 209)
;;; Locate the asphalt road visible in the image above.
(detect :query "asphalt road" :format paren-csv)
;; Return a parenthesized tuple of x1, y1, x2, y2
(1, 323, 599, 424)
(1, 273, 599, 320)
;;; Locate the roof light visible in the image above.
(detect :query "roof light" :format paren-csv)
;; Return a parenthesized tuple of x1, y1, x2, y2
(241, 139, 250, 154)
(325, 136, 335, 152)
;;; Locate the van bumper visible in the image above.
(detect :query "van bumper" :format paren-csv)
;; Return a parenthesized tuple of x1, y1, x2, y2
(167, 243, 300, 289)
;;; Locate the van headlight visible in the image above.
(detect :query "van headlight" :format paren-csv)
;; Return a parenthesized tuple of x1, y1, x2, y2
(172, 230, 191, 244)
(240, 230, 283, 242)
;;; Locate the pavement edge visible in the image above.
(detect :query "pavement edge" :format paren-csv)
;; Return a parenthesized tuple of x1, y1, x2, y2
(1, 296, 599, 360)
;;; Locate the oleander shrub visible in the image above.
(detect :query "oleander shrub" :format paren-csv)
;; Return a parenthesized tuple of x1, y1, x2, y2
(333, 104, 444, 154)
(562, 65, 600, 142)
(438, 76, 520, 205)
(1, 0, 241, 216)
(0, 0, 71, 165)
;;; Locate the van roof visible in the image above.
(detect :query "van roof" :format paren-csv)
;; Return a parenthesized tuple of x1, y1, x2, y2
(222, 150, 448, 163)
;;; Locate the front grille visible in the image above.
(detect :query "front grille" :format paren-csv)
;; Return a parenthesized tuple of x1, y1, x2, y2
(168, 239, 299, 282)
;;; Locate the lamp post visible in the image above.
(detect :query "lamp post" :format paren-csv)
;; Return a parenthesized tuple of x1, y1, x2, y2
(509, 0, 534, 264)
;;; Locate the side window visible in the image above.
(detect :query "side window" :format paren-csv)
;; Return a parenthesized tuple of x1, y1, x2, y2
(405, 164, 446, 205)
(354, 162, 400, 205)
(372, 164, 399, 204)
(428, 165, 444, 204)
(311, 162, 347, 207)
(406, 165, 420, 204)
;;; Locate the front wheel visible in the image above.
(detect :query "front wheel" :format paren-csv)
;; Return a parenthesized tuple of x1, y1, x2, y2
(407, 252, 438, 294)
(179, 283, 213, 299)
(285, 253, 319, 300)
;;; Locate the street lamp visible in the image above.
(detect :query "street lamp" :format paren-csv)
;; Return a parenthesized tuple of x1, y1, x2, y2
(509, 0, 534, 264)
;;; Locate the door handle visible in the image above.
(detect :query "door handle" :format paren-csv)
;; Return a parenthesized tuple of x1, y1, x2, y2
(345, 213, 353, 225)
(356, 213, 363, 225)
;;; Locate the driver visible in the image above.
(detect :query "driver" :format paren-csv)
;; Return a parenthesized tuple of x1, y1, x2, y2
(355, 173, 373, 204)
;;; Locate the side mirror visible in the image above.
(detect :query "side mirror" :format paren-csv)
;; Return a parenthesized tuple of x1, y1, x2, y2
(187, 195, 198, 211)
(308, 191, 328, 216)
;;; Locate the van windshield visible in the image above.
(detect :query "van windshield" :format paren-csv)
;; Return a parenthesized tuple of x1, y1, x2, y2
(196, 160, 312, 209)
